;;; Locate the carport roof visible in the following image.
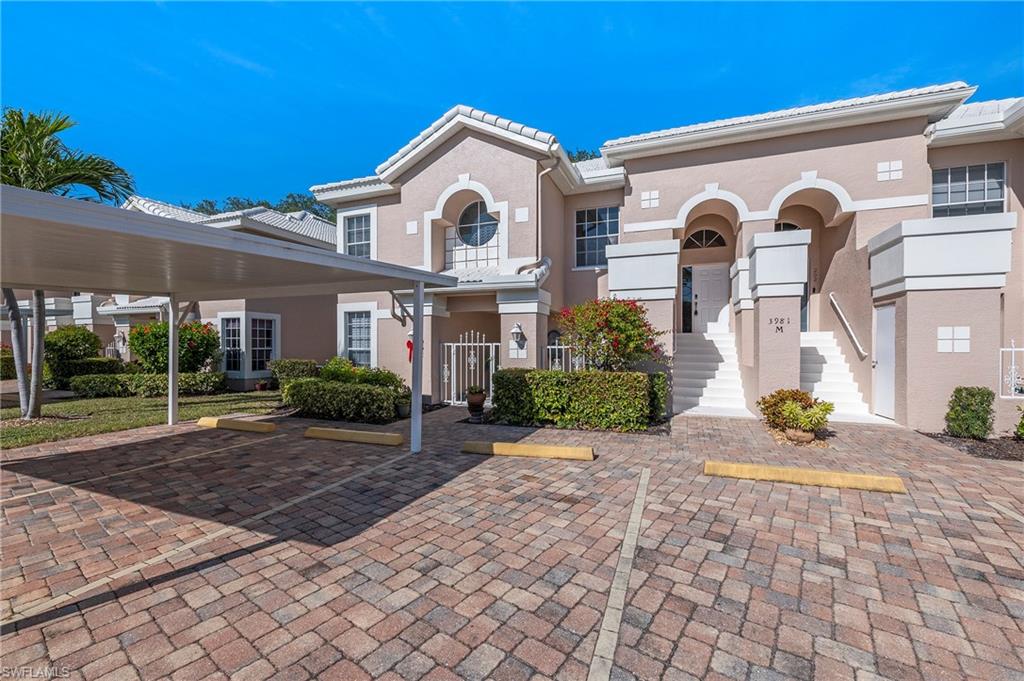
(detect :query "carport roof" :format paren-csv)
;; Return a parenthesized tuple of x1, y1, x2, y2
(0, 185, 456, 298)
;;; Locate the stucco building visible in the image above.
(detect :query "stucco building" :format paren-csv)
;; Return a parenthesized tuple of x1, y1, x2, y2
(313, 82, 1023, 433)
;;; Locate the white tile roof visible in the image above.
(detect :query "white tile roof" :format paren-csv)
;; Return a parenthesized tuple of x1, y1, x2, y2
(96, 295, 168, 313)
(934, 97, 1024, 130)
(376, 105, 556, 177)
(603, 82, 973, 148)
(309, 174, 389, 195)
(124, 195, 336, 248)
(440, 266, 504, 283)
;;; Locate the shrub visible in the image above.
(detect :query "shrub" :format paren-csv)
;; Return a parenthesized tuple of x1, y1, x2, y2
(779, 400, 834, 433)
(283, 378, 396, 423)
(44, 326, 102, 387)
(491, 369, 534, 426)
(491, 368, 659, 431)
(66, 357, 124, 377)
(128, 320, 220, 373)
(0, 346, 15, 380)
(945, 386, 994, 440)
(69, 372, 227, 398)
(756, 388, 815, 430)
(648, 371, 669, 421)
(319, 356, 359, 382)
(269, 359, 319, 388)
(558, 298, 664, 371)
(1016, 406, 1023, 441)
(69, 374, 130, 398)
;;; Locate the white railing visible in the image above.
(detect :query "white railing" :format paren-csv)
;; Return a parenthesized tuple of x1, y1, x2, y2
(546, 345, 587, 372)
(103, 341, 121, 360)
(999, 341, 1023, 398)
(441, 331, 500, 405)
(828, 292, 867, 359)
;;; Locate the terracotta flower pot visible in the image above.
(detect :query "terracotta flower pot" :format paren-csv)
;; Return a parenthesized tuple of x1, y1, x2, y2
(466, 391, 486, 423)
(785, 428, 815, 444)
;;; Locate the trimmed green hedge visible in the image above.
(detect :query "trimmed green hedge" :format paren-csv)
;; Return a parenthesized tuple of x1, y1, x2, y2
(283, 378, 396, 424)
(945, 386, 994, 440)
(44, 326, 103, 388)
(67, 357, 124, 376)
(491, 368, 666, 431)
(0, 350, 15, 380)
(70, 372, 227, 398)
(269, 359, 320, 388)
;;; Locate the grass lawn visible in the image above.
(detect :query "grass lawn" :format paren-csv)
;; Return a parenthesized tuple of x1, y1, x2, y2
(0, 391, 282, 449)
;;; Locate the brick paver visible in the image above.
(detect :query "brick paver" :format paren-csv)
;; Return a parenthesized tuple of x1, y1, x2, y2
(1, 409, 1022, 680)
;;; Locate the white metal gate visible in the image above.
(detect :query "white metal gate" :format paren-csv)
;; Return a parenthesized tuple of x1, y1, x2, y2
(441, 331, 500, 405)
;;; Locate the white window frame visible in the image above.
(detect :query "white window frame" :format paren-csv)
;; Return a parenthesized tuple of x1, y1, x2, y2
(574, 206, 620, 269)
(337, 204, 378, 260)
(213, 311, 281, 379)
(337, 302, 378, 368)
(931, 162, 1006, 217)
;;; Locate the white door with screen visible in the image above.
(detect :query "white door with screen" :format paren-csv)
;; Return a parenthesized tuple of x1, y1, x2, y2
(692, 264, 730, 334)
(873, 304, 896, 419)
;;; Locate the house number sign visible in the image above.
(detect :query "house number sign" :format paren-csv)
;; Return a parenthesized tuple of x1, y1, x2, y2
(769, 317, 791, 334)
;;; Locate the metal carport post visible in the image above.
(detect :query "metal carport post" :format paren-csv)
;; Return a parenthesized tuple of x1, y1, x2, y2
(1, 185, 456, 454)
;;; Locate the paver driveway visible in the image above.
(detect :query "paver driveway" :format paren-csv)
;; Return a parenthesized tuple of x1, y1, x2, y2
(1, 409, 1021, 680)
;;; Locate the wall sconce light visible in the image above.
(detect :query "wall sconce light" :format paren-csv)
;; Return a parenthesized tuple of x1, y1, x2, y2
(510, 322, 525, 345)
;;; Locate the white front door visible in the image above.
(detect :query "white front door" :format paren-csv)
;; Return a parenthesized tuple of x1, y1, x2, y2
(691, 263, 730, 333)
(873, 304, 896, 419)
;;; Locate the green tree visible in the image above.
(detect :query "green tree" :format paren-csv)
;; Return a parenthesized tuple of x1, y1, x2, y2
(568, 148, 601, 163)
(1, 108, 135, 418)
(182, 193, 332, 221)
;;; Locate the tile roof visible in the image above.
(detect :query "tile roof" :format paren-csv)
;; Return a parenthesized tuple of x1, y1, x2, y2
(124, 195, 336, 248)
(933, 97, 1024, 130)
(603, 82, 972, 148)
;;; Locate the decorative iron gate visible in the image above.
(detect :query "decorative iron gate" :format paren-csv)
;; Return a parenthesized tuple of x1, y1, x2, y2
(546, 344, 587, 372)
(441, 331, 501, 405)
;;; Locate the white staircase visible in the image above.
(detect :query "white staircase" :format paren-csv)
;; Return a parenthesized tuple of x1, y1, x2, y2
(800, 332, 871, 417)
(672, 333, 752, 417)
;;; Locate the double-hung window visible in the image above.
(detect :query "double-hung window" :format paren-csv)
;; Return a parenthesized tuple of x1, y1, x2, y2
(575, 207, 619, 268)
(250, 318, 275, 372)
(344, 214, 372, 258)
(932, 162, 1005, 217)
(345, 311, 372, 367)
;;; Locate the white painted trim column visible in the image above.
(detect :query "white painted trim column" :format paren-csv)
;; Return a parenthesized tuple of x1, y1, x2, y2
(167, 295, 178, 425)
(410, 281, 425, 454)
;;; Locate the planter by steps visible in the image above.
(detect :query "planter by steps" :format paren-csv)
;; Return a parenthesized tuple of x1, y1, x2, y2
(785, 428, 816, 444)
(466, 388, 486, 424)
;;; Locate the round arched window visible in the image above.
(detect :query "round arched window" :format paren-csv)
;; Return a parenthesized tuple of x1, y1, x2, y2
(774, 222, 801, 232)
(683, 229, 727, 249)
(457, 201, 498, 247)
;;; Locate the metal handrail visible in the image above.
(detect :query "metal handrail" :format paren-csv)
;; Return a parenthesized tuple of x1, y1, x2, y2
(828, 292, 867, 359)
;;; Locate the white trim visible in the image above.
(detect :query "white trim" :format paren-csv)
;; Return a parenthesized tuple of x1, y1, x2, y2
(338, 301, 378, 368)
(571, 266, 608, 273)
(609, 288, 677, 301)
(337, 204, 378, 260)
(216, 311, 281, 380)
(496, 289, 551, 315)
(422, 175, 508, 271)
(514, 207, 529, 223)
(406, 220, 418, 235)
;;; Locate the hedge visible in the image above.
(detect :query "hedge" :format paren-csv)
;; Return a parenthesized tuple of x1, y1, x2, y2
(70, 372, 227, 398)
(67, 357, 124, 376)
(283, 378, 396, 424)
(0, 350, 15, 380)
(491, 368, 665, 431)
(268, 359, 320, 388)
(944, 386, 994, 440)
(44, 326, 103, 388)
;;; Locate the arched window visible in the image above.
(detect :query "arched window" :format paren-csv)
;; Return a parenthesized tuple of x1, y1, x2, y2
(683, 229, 726, 249)
(457, 201, 498, 246)
(774, 222, 801, 232)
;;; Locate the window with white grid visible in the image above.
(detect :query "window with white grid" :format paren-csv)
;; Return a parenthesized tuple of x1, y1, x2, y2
(575, 207, 619, 267)
(932, 163, 1005, 217)
(345, 214, 372, 258)
(250, 318, 274, 372)
(345, 311, 372, 367)
(445, 201, 500, 269)
(222, 317, 241, 373)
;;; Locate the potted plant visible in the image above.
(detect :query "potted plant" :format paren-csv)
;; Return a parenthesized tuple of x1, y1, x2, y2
(779, 399, 834, 443)
(254, 379, 269, 392)
(466, 385, 486, 423)
(396, 393, 412, 418)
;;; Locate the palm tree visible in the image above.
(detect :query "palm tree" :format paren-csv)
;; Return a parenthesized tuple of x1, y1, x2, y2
(1, 109, 135, 418)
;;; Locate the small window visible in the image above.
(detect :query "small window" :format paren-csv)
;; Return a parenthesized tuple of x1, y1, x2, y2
(774, 222, 801, 232)
(345, 311, 372, 367)
(345, 214, 371, 258)
(222, 317, 241, 373)
(250, 318, 274, 372)
(932, 163, 1005, 217)
(457, 201, 498, 247)
(683, 229, 726, 249)
(575, 206, 620, 267)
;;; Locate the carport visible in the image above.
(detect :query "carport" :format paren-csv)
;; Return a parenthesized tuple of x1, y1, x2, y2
(0, 185, 456, 453)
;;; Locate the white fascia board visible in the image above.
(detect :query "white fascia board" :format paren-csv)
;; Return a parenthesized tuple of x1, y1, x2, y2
(929, 99, 1024, 147)
(873, 274, 1009, 298)
(868, 212, 1017, 253)
(314, 182, 399, 205)
(602, 88, 973, 165)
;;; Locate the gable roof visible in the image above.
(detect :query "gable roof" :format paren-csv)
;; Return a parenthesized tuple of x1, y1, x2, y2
(123, 195, 336, 249)
(602, 82, 975, 163)
(929, 96, 1024, 146)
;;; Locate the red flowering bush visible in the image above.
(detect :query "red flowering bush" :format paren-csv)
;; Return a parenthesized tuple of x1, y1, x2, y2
(128, 321, 220, 373)
(559, 298, 664, 371)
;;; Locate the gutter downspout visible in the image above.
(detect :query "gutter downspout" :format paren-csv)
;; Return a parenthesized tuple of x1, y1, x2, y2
(517, 139, 559, 275)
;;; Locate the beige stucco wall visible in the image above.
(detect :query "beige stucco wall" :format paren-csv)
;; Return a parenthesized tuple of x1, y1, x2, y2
(752, 296, 803, 400)
(561, 189, 622, 314)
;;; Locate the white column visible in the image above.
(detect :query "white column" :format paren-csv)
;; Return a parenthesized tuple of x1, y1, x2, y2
(410, 282, 425, 454)
(167, 295, 179, 425)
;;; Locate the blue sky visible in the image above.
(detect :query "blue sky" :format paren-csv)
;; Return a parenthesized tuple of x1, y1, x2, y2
(3, 2, 1021, 206)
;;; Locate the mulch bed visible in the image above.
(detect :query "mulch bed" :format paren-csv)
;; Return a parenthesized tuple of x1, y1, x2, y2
(921, 432, 1023, 461)
(767, 427, 832, 449)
